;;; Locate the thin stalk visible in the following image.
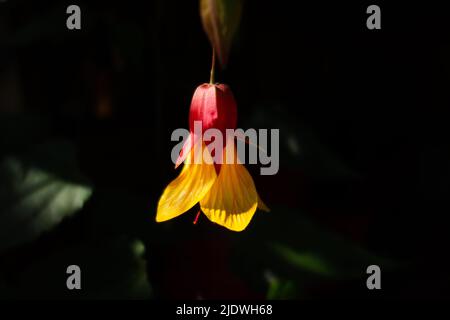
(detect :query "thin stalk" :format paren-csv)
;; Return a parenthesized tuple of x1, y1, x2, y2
(209, 47, 216, 84)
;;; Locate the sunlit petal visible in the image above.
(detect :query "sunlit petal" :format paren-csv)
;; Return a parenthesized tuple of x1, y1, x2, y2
(200, 143, 259, 231)
(156, 141, 216, 222)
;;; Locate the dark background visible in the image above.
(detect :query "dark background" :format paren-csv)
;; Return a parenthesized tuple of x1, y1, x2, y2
(1, 0, 450, 299)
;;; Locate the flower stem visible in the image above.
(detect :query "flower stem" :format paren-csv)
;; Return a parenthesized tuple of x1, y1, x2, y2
(209, 47, 215, 84)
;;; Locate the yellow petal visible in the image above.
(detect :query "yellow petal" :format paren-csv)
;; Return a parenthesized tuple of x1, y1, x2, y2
(156, 141, 216, 222)
(200, 157, 259, 232)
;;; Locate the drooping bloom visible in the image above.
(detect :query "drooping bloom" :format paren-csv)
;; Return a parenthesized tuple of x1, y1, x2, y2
(156, 83, 268, 231)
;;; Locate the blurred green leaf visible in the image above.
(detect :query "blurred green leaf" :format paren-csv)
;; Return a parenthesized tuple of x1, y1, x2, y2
(200, 0, 242, 68)
(270, 243, 335, 277)
(1, 237, 152, 299)
(0, 141, 92, 253)
(266, 274, 297, 300)
(232, 207, 396, 297)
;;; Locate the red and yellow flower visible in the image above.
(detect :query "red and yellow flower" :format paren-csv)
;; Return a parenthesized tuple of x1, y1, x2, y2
(156, 83, 268, 231)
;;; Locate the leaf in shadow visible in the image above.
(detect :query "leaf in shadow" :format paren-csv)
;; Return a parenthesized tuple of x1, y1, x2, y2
(265, 271, 298, 300)
(0, 141, 92, 253)
(270, 243, 335, 277)
(231, 206, 397, 296)
(0, 237, 152, 299)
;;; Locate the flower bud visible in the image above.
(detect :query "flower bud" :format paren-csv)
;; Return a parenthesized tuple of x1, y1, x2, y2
(189, 83, 237, 135)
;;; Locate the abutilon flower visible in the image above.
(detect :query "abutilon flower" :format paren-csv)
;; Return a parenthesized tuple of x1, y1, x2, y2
(156, 83, 268, 231)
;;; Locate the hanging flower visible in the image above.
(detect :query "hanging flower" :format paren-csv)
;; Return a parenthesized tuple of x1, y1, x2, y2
(156, 83, 268, 231)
